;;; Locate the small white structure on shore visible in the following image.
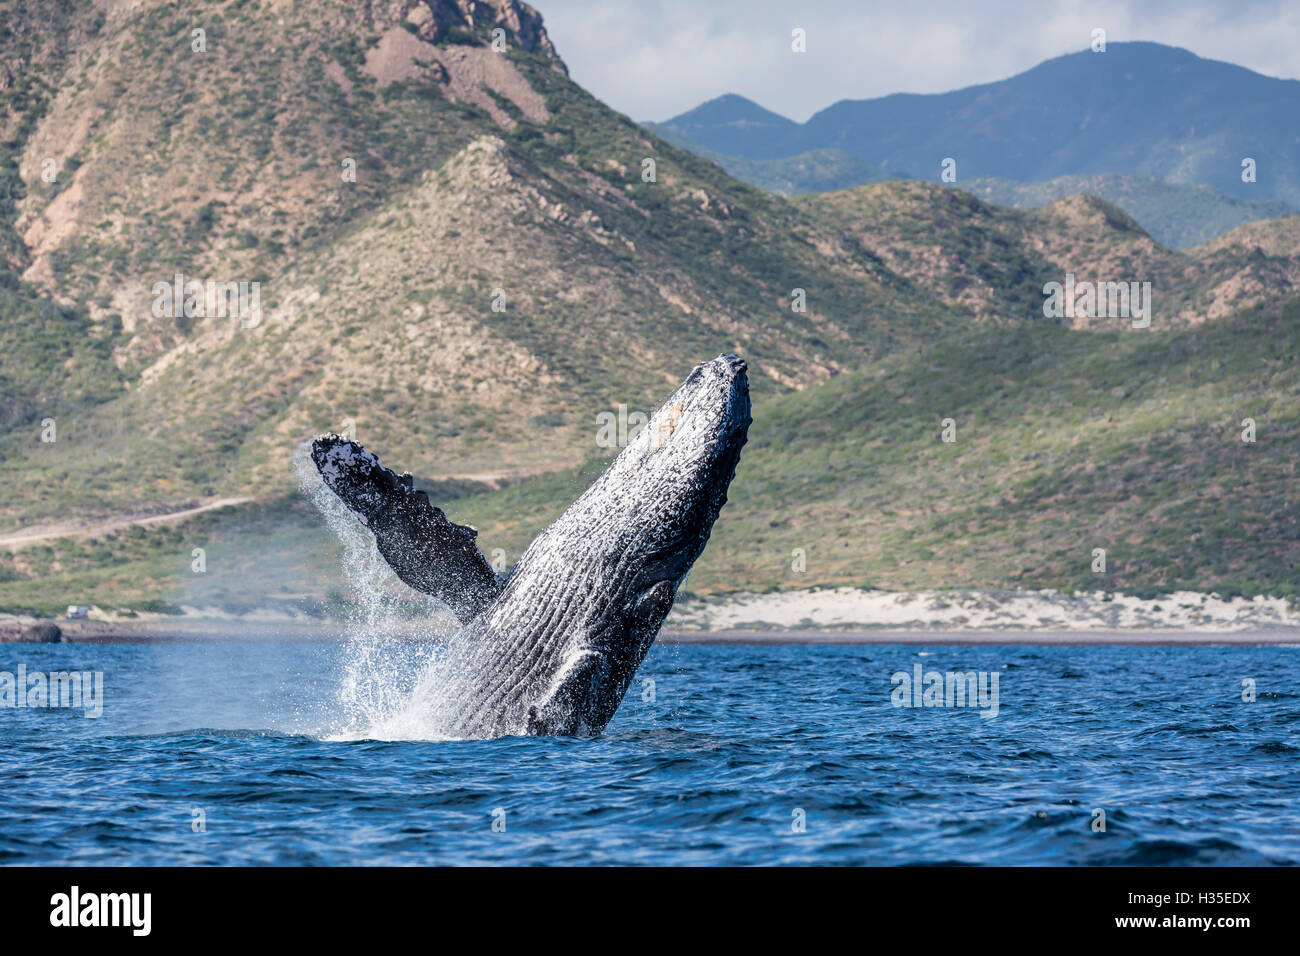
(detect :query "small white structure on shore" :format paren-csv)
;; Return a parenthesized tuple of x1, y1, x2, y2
(65, 605, 89, 620)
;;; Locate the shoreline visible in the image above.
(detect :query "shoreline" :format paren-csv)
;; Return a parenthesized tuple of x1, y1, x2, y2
(661, 628, 1300, 645)
(2, 620, 1297, 646)
(7, 586, 1296, 644)
(669, 586, 1300, 632)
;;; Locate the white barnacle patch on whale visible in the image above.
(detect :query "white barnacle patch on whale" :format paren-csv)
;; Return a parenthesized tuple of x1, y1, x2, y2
(651, 402, 685, 451)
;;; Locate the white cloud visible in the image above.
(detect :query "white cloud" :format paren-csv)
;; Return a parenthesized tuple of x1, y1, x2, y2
(536, 0, 1300, 122)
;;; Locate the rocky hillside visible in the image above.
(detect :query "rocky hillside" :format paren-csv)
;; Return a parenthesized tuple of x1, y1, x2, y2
(5, 291, 1296, 618)
(0, 1, 1297, 617)
(802, 183, 1300, 327)
(958, 176, 1296, 250)
(0, 0, 952, 528)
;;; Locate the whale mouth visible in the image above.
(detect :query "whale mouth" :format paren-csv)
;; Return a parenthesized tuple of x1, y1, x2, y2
(719, 353, 746, 374)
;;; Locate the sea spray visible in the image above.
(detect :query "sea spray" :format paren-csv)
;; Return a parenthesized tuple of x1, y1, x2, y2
(293, 443, 461, 739)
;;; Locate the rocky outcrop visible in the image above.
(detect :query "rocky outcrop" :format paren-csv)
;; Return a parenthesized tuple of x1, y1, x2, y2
(400, 0, 566, 71)
(5, 621, 64, 643)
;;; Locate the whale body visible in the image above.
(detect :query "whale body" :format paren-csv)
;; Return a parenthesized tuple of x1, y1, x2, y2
(311, 353, 751, 737)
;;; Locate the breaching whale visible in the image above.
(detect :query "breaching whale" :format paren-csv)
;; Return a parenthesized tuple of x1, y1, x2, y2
(310, 353, 751, 738)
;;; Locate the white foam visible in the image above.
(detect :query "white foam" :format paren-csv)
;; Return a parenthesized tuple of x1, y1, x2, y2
(294, 444, 457, 740)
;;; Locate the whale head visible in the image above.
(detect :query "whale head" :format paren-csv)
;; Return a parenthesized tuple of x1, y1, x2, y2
(560, 351, 751, 597)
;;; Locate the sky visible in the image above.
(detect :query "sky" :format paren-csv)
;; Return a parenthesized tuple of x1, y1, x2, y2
(535, 0, 1300, 122)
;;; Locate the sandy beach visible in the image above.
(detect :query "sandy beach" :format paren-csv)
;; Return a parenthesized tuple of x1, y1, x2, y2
(4, 585, 1298, 645)
(668, 586, 1300, 633)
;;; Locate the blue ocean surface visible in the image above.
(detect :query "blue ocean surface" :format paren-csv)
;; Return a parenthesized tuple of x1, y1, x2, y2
(1, 639, 1297, 865)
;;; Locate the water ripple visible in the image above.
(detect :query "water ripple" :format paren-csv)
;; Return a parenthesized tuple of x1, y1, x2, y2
(0, 641, 1297, 864)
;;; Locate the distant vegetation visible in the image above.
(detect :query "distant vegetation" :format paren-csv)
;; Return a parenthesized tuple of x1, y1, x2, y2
(454, 295, 1300, 603)
(960, 176, 1296, 250)
(5, 294, 1295, 616)
(651, 128, 1297, 252)
(647, 125, 900, 195)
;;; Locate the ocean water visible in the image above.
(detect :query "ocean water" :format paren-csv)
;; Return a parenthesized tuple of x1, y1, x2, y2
(1, 639, 1297, 865)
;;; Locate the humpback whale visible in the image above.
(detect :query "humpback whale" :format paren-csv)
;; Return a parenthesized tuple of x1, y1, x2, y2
(310, 353, 751, 738)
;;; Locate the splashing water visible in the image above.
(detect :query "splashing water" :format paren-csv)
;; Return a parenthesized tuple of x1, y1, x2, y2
(293, 443, 480, 741)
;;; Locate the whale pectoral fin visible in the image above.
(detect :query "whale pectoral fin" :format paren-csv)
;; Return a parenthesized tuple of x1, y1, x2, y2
(633, 579, 677, 627)
(311, 435, 502, 622)
(525, 651, 608, 737)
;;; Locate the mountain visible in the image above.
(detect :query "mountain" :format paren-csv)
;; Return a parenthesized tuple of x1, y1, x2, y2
(1192, 213, 1300, 258)
(657, 43, 1300, 207)
(8, 287, 1297, 617)
(959, 176, 1297, 249)
(797, 182, 1300, 326)
(1, 0, 956, 530)
(653, 93, 797, 158)
(644, 139, 1296, 249)
(1, 3, 1298, 618)
(648, 123, 899, 196)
